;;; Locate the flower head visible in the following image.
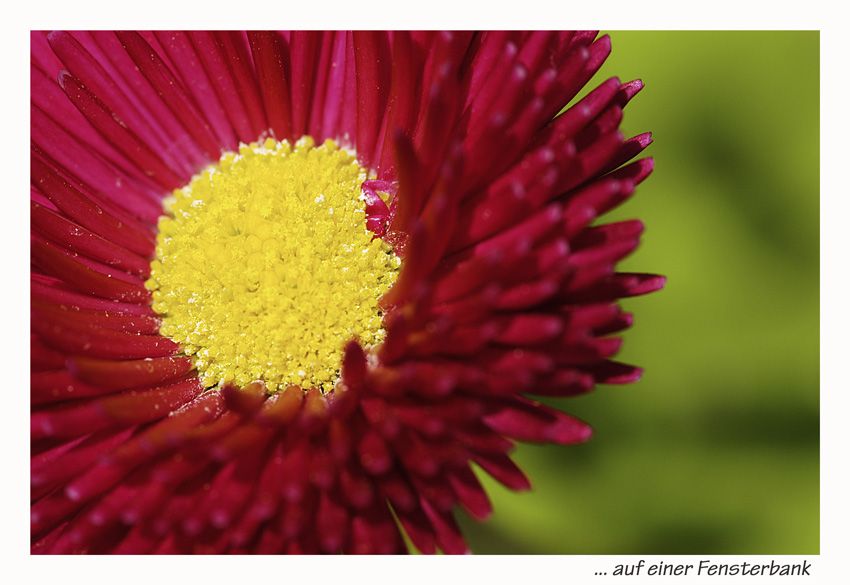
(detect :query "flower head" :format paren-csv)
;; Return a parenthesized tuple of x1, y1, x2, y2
(31, 31, 664, 554)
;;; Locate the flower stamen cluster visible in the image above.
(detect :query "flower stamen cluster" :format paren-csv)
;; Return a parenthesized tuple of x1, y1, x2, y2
(146, 137, 400, 392)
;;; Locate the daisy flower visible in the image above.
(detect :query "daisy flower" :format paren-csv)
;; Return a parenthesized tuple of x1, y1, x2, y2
(31, 30, 664, 554)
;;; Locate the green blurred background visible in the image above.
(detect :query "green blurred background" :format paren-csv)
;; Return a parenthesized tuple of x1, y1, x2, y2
(458, 31, 820, 554)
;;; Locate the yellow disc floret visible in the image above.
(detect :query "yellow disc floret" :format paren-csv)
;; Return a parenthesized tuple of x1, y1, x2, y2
(146, 137, 400, 393)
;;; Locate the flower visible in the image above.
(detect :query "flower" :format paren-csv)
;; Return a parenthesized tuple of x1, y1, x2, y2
(31, 30, 664, 554)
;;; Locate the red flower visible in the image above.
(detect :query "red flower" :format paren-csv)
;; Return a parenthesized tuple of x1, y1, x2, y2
(31, 31, 664, 554)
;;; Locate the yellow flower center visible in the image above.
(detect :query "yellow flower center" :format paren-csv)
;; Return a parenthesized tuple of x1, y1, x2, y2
(146, 136, 400, 393)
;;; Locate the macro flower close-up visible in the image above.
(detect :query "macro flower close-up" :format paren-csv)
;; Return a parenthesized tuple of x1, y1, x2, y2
(30, 30, 663, 554)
